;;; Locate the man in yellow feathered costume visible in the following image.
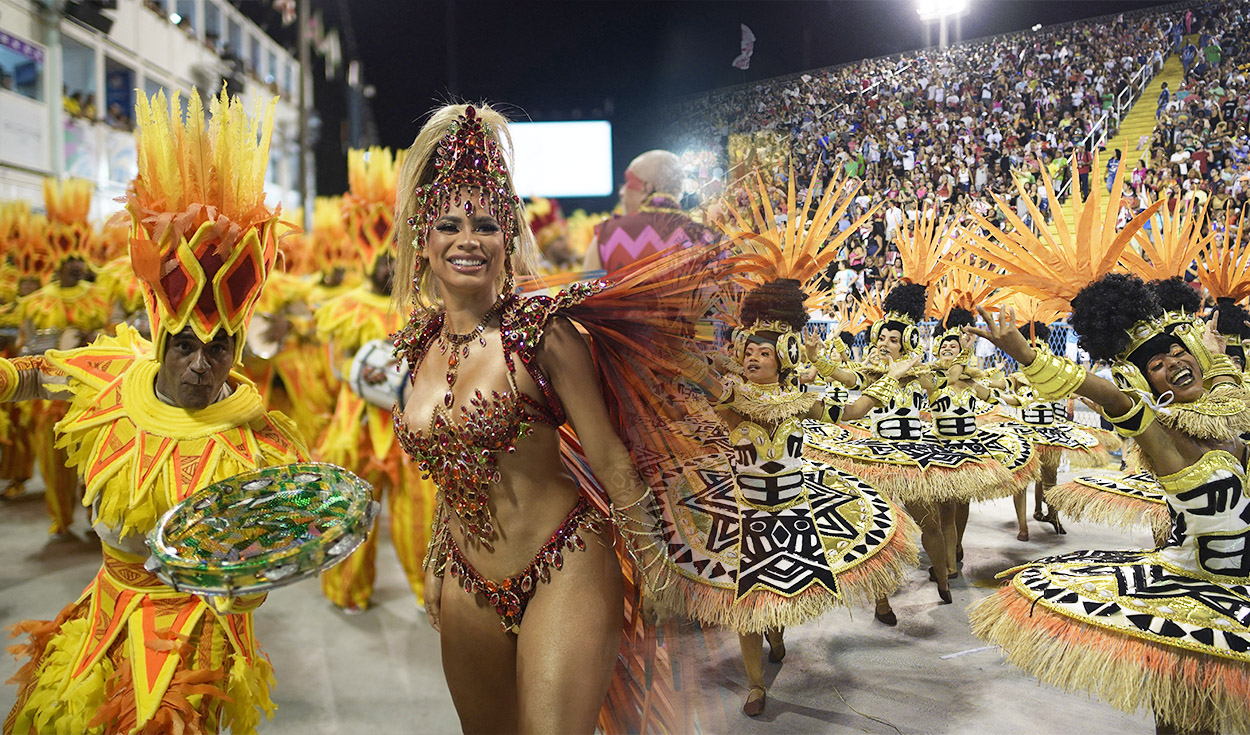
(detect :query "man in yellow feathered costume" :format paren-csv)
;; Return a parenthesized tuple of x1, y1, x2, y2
(17, 179, 113, 537)
(314, 147, 433, 612)
(2, 88, 308, 735)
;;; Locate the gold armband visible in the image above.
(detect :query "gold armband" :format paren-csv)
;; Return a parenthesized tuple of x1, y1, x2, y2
(0, 359, 17, 402)
(1021, 350, 1086, 401)
(821, 402, 844, 424)
(715, 383, 736, 407)
(862, 375, 901, 406)
(1103, 396, 1156, 438)
(1205, 353, 1244, 386)
(814, 354, 841, 380)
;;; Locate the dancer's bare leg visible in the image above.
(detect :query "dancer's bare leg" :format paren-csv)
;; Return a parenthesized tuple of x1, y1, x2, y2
(954, 500, 969, 561)
(940, 501, 959, 577)
(739, 632, 766, 714)
(906, 501, 950, 601)
(1013, 489, 1030, 540)
(440, 578, 520, 734)
(516, 534, 623, 734)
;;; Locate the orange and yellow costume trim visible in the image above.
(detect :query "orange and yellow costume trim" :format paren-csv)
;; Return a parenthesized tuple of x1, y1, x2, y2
(4, 327, 306, 735)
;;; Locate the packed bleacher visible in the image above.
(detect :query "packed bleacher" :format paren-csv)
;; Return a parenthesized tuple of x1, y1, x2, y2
(675, 1, 1250, 308)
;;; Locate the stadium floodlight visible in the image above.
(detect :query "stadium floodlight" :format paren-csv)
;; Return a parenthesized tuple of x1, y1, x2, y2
(915, 0, 968, 21)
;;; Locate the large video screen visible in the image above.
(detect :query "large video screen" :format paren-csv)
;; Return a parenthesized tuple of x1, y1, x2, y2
(509, 120, 613, 198)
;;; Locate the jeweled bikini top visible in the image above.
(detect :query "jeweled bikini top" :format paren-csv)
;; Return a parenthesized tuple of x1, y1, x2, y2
(392, 285, 601, 547)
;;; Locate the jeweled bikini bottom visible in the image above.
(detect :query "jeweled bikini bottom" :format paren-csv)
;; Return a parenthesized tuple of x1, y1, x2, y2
(443, 497, 606, 633)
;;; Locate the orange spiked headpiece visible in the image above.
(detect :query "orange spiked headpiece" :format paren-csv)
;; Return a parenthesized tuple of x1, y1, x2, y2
(344, 147, 401, 274)
(125, 87, 280, 363)
(4, 204, 52, 283)
(43, 178, 95, 265)
(313, 196, 354, 271)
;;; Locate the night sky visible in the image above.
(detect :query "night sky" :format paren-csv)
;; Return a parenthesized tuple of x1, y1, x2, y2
(285, 0, 1168, 209)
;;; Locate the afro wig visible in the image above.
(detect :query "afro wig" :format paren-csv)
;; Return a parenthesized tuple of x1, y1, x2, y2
(1149, 276, 1202, 315)
(1069, 273, 1163, 363)
(740, 278, 809, 333)
(882, 283, 927, 324)
(1214, 297, 1250, 339)
(941, 306, 975, 332)
(1017, 321, 1052, 344)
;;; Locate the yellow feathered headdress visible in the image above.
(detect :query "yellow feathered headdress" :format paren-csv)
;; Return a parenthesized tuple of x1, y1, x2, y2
(126, 87, 280, 363)
(43, 178, 95, 266)
(344, 147, 402, 274)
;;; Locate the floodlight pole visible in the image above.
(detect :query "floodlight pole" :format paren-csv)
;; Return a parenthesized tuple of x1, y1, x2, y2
(298, 0, 311, 230)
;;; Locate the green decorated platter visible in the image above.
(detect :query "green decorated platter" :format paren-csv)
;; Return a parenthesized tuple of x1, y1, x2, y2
(146, 462, 378, 597)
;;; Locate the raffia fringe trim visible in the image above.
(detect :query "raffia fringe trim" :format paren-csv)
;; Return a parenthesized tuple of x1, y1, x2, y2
(969, 585, 1250, 733)
(730, 391, 818, 424)
(1045, 481, 1170, 540)
(806, 447, 1021, 504)
(650, 514, 918, 635)
(1036, 443, 1110, 469)
(1157, 405, 1250, 442)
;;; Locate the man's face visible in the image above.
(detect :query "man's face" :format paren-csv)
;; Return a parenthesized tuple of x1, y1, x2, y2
(370, 253, 394, 295)
(619, 166, 649, 215)
(156, 328, 235, 410)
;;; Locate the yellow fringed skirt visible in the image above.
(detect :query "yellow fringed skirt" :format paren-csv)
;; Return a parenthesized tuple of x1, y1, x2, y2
(5, 546, 275, 735)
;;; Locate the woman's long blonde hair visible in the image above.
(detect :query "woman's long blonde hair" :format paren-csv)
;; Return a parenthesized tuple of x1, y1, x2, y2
(393, 102, 539, 312)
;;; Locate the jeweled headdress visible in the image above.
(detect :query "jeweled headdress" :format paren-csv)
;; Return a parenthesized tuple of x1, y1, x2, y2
(43, 177, 95, 266)
(126, 87, 279, 363)
(404, 105, 520, 254)
(345, 147, 401, 274)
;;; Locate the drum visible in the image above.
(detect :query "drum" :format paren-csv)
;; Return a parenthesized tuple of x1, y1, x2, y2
(21, 328, 63, 355)
(348, 338, 408, 409)
(146, 462, 379, 599)
(244, 313, 282, 359)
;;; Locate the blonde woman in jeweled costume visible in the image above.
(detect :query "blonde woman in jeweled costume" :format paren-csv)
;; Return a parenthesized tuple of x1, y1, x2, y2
(392, 102, 716, 734)
(2, 88, 307, 735)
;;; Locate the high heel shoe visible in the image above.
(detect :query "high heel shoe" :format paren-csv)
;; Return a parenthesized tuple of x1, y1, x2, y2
(938, 586, 953, 604)
(743, 686, 767, 716)
(766, 629, 786, 663)
(1017, 528, 1030, 542)
(874, 605, 898, 626)
(1042, 509, 1066, 535)
(1033, 509, 1046, 522)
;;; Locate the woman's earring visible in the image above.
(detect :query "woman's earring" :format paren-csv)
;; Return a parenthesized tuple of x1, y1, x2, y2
(502, 254, 515, 296)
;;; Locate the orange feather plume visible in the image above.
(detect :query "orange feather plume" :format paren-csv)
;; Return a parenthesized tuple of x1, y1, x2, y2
(1120, 196, 1213, 282)
(1196, 205, 1250, 301)
(716, 165, 876, 312)
(954, 153, 1162, 313)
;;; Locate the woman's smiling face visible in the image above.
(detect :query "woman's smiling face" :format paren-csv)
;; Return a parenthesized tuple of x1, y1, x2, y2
(1144, 342, 1203, 402)
(424, 190, 508, 297)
